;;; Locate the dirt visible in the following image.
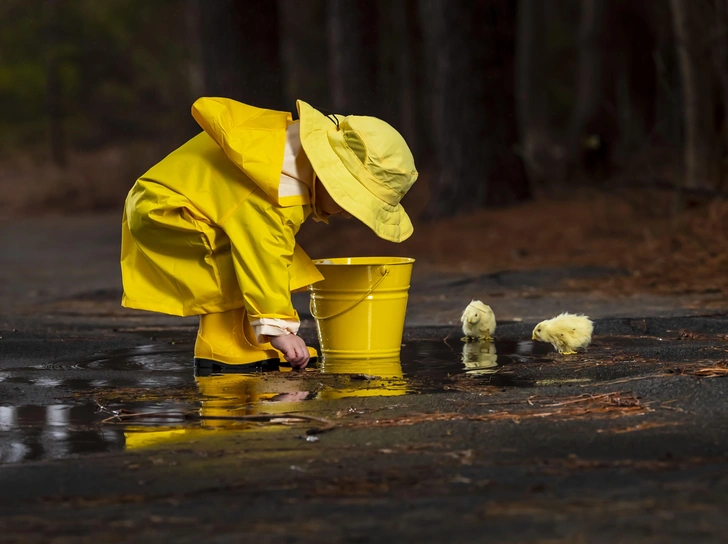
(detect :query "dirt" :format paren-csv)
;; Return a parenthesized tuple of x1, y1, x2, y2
(297, 186, 728, 306)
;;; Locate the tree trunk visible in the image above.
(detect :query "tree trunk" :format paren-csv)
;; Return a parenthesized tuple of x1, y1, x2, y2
(185, 0, 205, 103)
(714, 0, 728, 189)
(376, 0, 418, 152)
(44, 0, 67, 168)
(670, 0, 719, 190)
(515, 0, 550, 187)
(197, 0, 282, 108)
(393, 0, 418, 155)
(418, 0, 477, 216)
(327, 0, 369, 113)
(567, 0, 608, 161)
(716, 1, 728, 110)
(197, 0, 244, 98)
(277, 0, 329, 111)
(418, 0, 529, 217)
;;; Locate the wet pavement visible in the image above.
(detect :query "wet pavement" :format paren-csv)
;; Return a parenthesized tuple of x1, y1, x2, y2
(3, 316, 728, 543)
(2, 319, 727, 463)
(2, 214, 728, 542)
(0, 336, 557, 464)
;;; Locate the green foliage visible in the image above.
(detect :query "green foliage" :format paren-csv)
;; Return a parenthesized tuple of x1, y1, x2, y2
(0, 0, 194, 151)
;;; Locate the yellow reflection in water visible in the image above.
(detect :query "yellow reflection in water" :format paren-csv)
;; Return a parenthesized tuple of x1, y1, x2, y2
(123, 427, 197, 450)
(124, 373, 313, 449)
(461, 340, 499, 375)
(316, 357, 407, 399)
(125, 357, 407, 449)
(195, 373, 311, 426)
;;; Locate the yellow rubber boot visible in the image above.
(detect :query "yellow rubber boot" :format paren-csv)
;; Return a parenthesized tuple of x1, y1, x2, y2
(232, 311, 318, 369)
(194, 308, 280, 373)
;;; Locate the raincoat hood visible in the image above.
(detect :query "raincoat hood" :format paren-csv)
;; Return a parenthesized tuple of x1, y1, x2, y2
(122, 97, 325, 322)
(191, 97, 308, 207)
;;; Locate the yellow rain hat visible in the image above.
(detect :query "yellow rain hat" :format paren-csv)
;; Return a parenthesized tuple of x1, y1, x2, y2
(297, 100, 418, 242)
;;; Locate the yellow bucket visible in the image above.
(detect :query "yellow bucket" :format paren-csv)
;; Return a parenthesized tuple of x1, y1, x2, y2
(309, 257, 415, 359)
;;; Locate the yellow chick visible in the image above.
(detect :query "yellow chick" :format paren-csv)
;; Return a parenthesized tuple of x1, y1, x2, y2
(532, 312, 593, 354)
(460, 300, 496, 341)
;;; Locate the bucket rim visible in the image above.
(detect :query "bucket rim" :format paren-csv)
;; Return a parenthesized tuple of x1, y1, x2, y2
(313, 256, 415, 266)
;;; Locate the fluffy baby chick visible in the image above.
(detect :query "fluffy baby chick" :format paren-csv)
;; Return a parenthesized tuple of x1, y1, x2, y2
(461, 300, 496, 341)
(532, 312, 593, 354)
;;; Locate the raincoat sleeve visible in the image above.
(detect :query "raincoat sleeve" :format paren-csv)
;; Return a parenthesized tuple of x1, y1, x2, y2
(220, 189, 303, 340)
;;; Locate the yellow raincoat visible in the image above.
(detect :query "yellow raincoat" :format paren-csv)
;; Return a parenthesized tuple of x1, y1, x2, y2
(120, 98, 324, 324)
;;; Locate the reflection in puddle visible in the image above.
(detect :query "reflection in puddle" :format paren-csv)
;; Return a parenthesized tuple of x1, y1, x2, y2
(0, 404, 126, 464)
(0, 339, 553, 463)
(462, 341, 498, 375)
(35, 344, 192, 373)
(196, 373, 318, 421)
(317, 357, 408, 399)
(398, 339, 552, 388)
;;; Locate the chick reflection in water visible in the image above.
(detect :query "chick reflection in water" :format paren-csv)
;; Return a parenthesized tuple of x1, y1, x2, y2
(124, 374, 313, 450)
(461, 340, 499, 375)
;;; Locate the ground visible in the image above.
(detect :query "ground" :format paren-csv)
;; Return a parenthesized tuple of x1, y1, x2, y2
(1, 191, 728, 543)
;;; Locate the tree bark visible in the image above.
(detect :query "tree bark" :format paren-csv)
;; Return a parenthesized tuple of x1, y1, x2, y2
(327, 0, 368, 113)
(197, 0, 244, 99)
(515, 0, 550, 187)
(418, 0, 476, 215)
(44, 0, 67, 168)
(670, 0, 719, 190)
(393, 0, 418, 154)
(197, 0, 282, 108)
(714, 0, 728, 188)
(277, 0, 329, 111)
(568, 0, 608, 160)
(376, 0, 418, 152)
(716, 1, 728, 109)
(185, 0, 205, 103)
(418, 0, 529, 217)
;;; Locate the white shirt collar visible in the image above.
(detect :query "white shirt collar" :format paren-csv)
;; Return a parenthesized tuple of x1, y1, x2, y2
(279, 121, 313, 199)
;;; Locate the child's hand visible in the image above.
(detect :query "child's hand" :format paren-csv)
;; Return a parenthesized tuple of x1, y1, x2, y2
(270, 334, 310, 369)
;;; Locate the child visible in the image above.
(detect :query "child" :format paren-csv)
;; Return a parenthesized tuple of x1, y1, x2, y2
(120, 98, 418, 372)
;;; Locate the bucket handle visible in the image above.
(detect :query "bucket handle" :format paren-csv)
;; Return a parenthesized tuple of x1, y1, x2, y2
(310, 266, 390, 321)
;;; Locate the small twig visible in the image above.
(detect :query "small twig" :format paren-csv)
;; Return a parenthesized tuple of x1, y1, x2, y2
(93, 399, 113, 415)
(686, 367, 728, 377)
(102, 411, 336, 433)
(580, 374, 667, 387)
(101, 411, 192, 424)
(443, 327, 457, 351)
(603, 422, 676, 434)
(471, 400, 529, 407)
(535, 392, 626, 407)
(659, 405, 686, 413)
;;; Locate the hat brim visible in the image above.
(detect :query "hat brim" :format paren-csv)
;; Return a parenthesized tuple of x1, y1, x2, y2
(297, 100, 413, 243)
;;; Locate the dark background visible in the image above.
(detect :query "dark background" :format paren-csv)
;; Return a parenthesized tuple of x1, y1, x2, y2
(1, 0, 727, 293)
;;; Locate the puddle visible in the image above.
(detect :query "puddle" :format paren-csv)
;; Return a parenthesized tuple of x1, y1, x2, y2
(401, 339, 552, 382)
(34, 344, 192, 373)
(0, 404, 126, 463)
(0, 339, 554, 464)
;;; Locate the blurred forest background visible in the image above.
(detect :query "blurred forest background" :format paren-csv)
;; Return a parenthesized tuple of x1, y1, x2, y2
(1, 0, 728, 297)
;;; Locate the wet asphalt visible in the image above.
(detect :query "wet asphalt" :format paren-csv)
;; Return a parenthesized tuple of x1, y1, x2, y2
(1, 214, 728, 543)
